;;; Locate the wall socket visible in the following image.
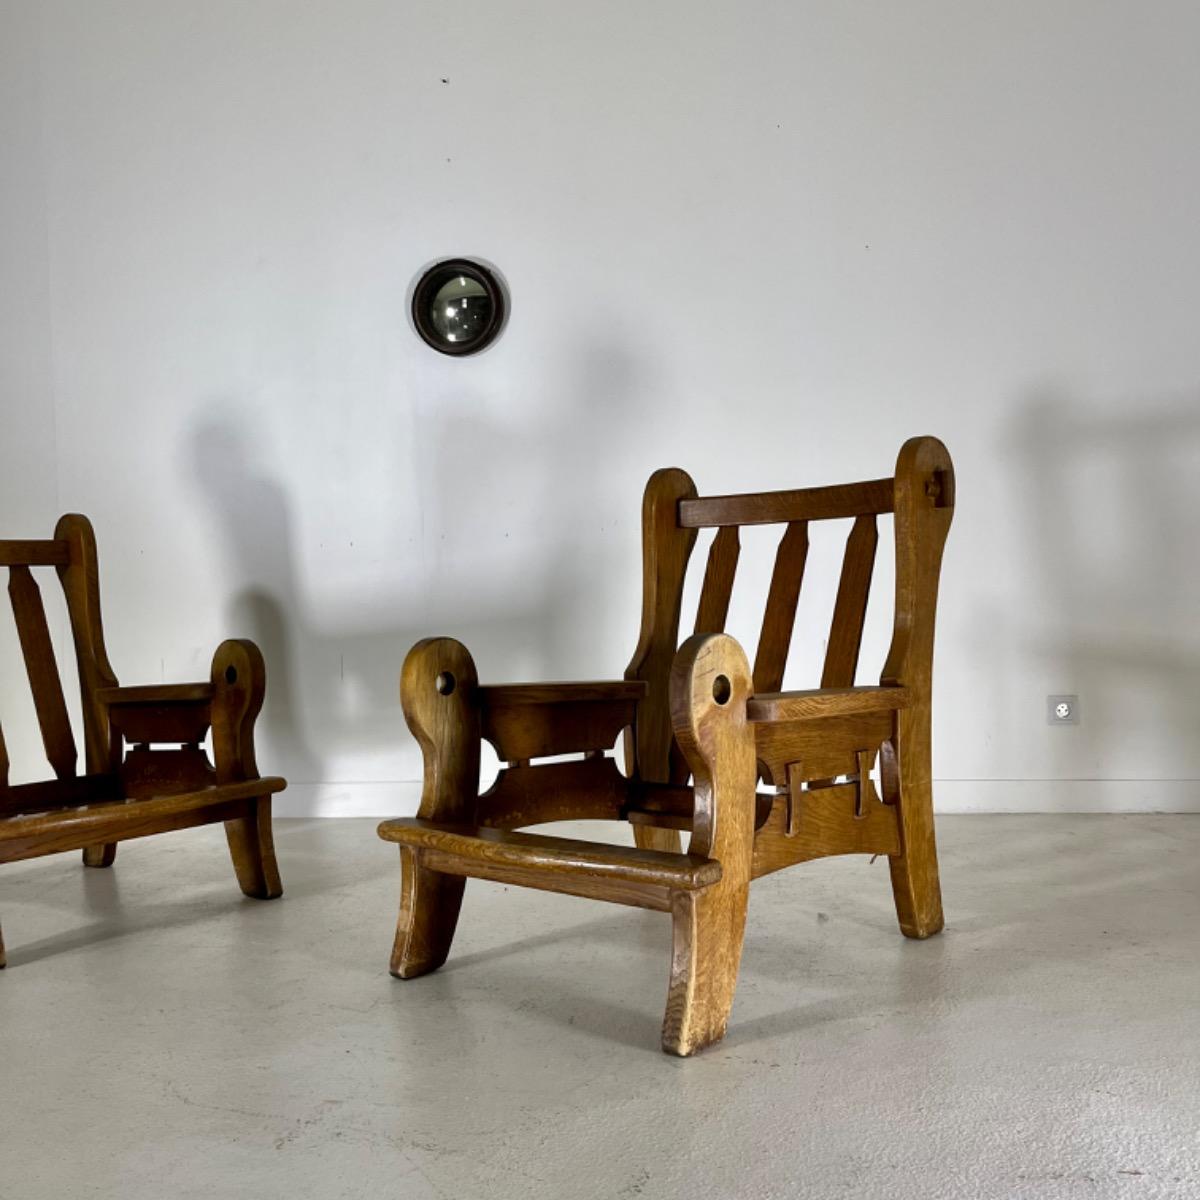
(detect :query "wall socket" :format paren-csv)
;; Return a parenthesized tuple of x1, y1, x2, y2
(1047, 694, 1080, 725)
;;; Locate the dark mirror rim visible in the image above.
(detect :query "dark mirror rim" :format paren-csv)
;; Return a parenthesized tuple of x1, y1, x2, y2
(412, 258, 506, 356)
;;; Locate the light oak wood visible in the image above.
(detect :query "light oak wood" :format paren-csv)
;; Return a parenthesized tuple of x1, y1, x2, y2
(478, 755, 628, 829)
(380, 819, 721, 890)
(625, 468, 698, 853)
(754, 710, 897, 786)
(0, 778, 285, 863)
(420, 848, 676, 911)
(379, 438, 954, 1052)
(0, 515, 285, 965)
(480, 683, 642, 762)
(752, 776, 900, 878)
(662, 634, 757, 1055)
(212, 639, 282, 899)
(822, 513, 879, 689)
(694, 525, 740, 635)
(624, 781, 776, 834)
(747, 685, 911, 722)
(881, 438, 955, 938)
(679, 476, 895, 527)
(753, 521, 808, 693)
(388, 637, 481, 979)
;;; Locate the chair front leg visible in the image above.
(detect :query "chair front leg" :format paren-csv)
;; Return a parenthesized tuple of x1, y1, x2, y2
(663, 634, 757, 1056)
(212, 639, 282, 900)
(388, 638, 481, 979)
(82, 724, 120, 870)
(391, 848, 467, 978)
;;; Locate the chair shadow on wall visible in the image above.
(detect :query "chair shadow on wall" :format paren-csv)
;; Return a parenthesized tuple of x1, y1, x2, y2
(179, 355, 648, 955)
(182, 344, 647, 822)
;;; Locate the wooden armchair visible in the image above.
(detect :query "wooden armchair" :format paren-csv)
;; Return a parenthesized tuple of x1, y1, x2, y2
(379, 436, 954, 1055)
(0, 515, 284, 966)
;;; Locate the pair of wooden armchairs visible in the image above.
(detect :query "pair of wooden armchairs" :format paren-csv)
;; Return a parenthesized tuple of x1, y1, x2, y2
(2, 437, 953, 1057)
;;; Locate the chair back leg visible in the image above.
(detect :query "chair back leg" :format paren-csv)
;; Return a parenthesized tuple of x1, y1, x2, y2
(884, 706, 944, 938)
(224, 797, 283, 900)
(82, 843, 117, 868)
(633, 825, 682, 854)
(880, 437, 954, 939)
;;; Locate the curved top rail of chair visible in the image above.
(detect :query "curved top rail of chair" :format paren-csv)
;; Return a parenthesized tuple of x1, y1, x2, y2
(0, 540, 70, 566)
(678, 477, 895, 528)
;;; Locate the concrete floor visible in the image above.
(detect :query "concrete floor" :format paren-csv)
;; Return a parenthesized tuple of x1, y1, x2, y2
(0, 816, 1197, 1199)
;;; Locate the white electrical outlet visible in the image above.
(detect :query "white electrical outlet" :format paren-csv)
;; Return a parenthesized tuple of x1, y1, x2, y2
(1047, 694, 1080, 725)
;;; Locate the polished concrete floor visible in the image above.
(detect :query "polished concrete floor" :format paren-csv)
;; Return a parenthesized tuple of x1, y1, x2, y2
(1, 815, 1197, 1199)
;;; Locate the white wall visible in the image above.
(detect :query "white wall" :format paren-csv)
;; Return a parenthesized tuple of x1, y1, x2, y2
(2, 1, 1198, 814)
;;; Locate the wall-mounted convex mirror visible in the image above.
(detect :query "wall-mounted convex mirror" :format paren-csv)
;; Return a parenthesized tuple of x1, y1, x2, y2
(411, 259, 506, 356)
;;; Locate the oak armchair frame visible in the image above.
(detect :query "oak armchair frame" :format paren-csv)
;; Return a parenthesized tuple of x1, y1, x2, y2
(0, 515, 284, 966)
(379, 436, 954, 1054)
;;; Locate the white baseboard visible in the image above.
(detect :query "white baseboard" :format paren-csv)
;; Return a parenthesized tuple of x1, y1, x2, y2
(932, 779, 1199, 813)
(273, 778, 1200, 818)
(274, 782, 424, 818)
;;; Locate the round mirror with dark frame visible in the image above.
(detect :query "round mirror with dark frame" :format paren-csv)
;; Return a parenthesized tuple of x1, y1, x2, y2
(411, 259, 506, 356)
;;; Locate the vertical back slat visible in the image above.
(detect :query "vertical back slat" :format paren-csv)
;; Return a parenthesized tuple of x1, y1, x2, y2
(668, 525, 740, 783)
(9, 565, 78, 780)
(693, 526, 740, 634)
(821, 513, 879, 689)
(0, 721, 9, 787)
(752, 521, 809, 693)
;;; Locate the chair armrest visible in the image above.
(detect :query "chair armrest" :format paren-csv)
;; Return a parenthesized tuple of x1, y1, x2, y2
(98, 683, 214, 706)
(479, 681, 648, 762)
(98, 683, 214, 744)
(747, 686, 911, 723)
(479, 681, 648, 706)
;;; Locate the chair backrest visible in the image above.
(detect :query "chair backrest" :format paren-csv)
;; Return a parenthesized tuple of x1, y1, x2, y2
(0, 515, 118, 791)
(625, 436, 955, 783)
